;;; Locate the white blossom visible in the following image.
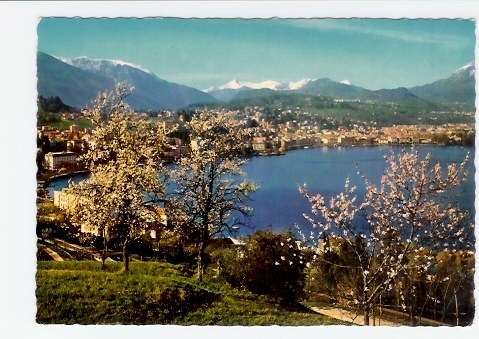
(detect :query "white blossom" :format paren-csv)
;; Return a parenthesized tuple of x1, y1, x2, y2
(298, 147, 473, 325)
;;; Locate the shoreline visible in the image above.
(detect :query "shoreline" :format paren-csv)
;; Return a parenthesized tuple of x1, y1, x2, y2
(249, 141, 462, 157)
(41, 142, 471, 186)
(42, 169, 90, 187)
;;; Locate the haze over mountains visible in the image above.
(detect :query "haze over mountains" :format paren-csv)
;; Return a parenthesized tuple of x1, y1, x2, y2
(37, 52, 475, 111)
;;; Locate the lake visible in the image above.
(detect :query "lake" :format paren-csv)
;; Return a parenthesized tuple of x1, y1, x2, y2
(47, 146, 475, 237)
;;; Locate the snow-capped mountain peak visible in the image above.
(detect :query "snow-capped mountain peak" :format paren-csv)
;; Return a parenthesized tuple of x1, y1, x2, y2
(224, 79, 243, 89)
(108, 59, 153, 75)
(53, 55, 76, 65)
(454, 61, 475, 77)
(53, 55, 153, 75)
(204, 78, 313, 92)
(288, 79, 312, 90)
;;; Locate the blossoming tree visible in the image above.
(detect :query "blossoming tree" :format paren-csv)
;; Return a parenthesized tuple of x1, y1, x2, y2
(64, 83, 169, 272)
(299, 148, 474, 325)
(168, 110, 257, 281)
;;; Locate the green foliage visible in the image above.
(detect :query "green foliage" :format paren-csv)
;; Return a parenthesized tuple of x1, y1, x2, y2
(167, 124, 190, 144)
(431, 131, 475, 146)
(36, 200, 72, 238)
(37, 94, 85, 127)
(218, 230, 306, 305)
(37, 95, 75, 113)
(306, 235, 366, 301)
(153, 231, 198, 267)
(193, 91, 473, 128)
(37, 112, 62, 124)
(428, 250, 475, 325)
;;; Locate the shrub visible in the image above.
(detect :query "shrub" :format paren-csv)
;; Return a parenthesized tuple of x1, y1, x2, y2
(219, 230, 306, 305)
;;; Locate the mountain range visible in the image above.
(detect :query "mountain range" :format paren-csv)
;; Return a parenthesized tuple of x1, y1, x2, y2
(207, 63, 475, 107)
(37, 52, 218, 111)
(37, 52, 475, 111)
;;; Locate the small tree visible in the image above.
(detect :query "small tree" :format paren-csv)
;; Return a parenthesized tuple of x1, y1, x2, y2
(306, 233, 366, 304)
(65, 83, 168, 272)
(300, 148, 473, 325)
(169, 110, 257, 281)
(220, 230, 307, 305)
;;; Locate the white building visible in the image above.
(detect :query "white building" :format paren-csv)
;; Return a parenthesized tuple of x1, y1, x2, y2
(54, 189, 168, 238)
(44, 151, 77, 170)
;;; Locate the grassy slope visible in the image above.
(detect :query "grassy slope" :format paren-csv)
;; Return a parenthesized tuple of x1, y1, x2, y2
(36, 261, 347, 326)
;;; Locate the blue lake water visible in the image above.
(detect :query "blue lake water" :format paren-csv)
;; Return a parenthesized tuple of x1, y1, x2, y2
(242, 146, 475, 236)
(48, 146, 475, 237)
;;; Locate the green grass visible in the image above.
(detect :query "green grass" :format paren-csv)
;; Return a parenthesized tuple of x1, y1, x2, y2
(36, 261, 348, 325)
(38, 118, 95, 131)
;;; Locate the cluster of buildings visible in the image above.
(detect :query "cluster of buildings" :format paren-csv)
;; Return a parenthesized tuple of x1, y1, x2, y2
(38, 125, 91, 170)
(247, 122, 474, 154)
(163, 136, 190, 162)
(38, 121, 190, 170)
(38, 108, 475, 171)
(238, 105, 474, 153)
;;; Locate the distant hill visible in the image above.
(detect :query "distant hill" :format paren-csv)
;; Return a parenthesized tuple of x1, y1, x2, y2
(371, 87, 417, 100)
(37, 95, 75, 113)
(409, 62, 475, 109)
(206, 87, 248, 102)
(298, 78, 373, 100)
(230, 88, 278, 101)
(37, 52, 219, 111)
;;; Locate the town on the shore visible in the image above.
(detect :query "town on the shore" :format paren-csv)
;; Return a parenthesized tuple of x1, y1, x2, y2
(37, 105, 475, 175)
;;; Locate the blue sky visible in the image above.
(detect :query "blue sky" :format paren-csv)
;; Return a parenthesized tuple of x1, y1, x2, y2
(37, 17, 475, 91)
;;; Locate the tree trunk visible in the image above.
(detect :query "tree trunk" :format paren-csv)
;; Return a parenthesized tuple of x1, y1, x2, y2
(410, 309, 417, 326)
(405, 270, 417, 326)
(363, 278, 370, 325)
(122, 238, 129, 273)
(364, 305, 370, 326)
(101, 247, 106, 269)
(197, 256, 203, 281)
(455, 292, 459, 326)
(409, 283, 417, 326)
(197, 242, 205, 282)
(101, 236, 107, 270)
(409, 293, 417, 326)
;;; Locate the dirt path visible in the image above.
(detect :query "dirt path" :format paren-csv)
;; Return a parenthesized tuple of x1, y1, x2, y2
(311, 306, 401, 326)
(38, 244, 64, 261)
